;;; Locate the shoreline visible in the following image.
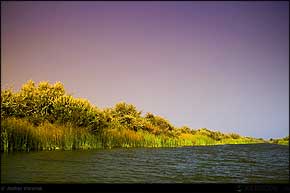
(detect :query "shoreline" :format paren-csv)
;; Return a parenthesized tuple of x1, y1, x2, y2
(2, 142, 288, 153)
(1, 81, 288, 153)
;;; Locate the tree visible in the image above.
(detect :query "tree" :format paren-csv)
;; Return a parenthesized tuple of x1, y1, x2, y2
(179, 126, 191, 133)
(145, 112, 174, 135)
(17, 80, 66, 124)
(111, 102, 142, 118)
(106, 102, 142, 131)
(1, 88, 17, 117)
(52, 95, 107, 132)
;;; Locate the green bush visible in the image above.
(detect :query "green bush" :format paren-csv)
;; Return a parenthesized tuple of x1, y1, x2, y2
(145, 113, 175, 135)
(229, 133, 241, 139)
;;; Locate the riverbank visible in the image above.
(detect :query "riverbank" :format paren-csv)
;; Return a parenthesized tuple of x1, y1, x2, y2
(1, 117, 270, 152)
(269, 136, 289, 145)
(1, 80, 288, 152)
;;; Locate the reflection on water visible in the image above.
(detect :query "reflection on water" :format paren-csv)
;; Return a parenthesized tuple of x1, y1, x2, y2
(1, 144, 289, 183)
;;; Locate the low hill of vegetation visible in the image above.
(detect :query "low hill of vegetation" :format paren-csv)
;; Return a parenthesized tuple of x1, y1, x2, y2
(269, 136, 289, 145)
(0, 80, 287, 152)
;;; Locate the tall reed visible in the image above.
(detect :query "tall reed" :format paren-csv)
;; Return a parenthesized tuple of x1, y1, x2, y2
(1, 117, 102, 152)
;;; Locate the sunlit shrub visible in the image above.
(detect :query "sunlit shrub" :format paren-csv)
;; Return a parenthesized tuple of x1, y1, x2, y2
(111, 102, 142, 118)
(52, 95, 106, 130)
(1, 80, 67, 124)
(145, 113, 174, 135)
(1, 88, 17, 118)
(229, 133, 241, 139)
(269, 136, 289, 145)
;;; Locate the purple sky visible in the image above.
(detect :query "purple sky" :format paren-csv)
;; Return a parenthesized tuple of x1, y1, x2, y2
(1, 1, 289, 139)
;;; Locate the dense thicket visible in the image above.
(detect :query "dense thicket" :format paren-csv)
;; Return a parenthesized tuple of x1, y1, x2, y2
(269, 136, 289, 145)
(1, 80, 285, 152)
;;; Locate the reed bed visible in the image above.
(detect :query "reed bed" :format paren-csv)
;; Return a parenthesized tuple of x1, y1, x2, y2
(1, 117, 268, 152)
(1, 117, 102, 152)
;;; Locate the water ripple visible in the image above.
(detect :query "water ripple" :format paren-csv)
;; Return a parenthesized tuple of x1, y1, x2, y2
(1, 144, 289, 183)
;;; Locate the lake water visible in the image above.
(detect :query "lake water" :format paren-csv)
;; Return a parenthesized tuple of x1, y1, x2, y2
(1, 144, 289, 183)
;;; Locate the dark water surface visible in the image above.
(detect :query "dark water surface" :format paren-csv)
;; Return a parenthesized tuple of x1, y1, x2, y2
(1, 144, 289, 183)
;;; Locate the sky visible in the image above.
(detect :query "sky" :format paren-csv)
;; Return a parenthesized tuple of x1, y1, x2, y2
(1, 1, 289, 139)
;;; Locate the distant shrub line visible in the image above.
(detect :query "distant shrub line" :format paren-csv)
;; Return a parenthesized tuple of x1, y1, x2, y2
(1, 80, 287, 152)
(269, 136, 289, 145)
